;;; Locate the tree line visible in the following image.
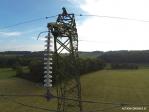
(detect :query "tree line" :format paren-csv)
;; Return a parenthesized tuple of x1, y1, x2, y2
(2, 50, 149, 83)
(97, 50, 149, 69)
(18, 56, 105, 83)
(99, 50, 149, 64)
(0, 51, 105, 83)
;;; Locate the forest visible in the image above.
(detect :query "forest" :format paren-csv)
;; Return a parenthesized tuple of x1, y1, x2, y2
(1, 50, 149, 83)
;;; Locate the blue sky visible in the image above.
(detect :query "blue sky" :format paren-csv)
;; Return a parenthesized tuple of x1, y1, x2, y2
(0, 0, 84, 51)
(1, 0, 149, 51)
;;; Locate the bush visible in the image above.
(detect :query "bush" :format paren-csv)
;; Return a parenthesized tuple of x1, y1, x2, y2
(111, 63, 138, 69)
(18, 56, 105, 84)
(28, 60, 44, 82)
(16, 67, 23, 76)
(79, 58, 105, 74)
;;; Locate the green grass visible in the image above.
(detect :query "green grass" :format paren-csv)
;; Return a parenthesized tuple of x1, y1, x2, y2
(0, 68, 16, 79)
(81, 69, 149, 111)
(1, 68, 149, 112)
(0, 68, 57, 112)
(138, 64, 149, 69)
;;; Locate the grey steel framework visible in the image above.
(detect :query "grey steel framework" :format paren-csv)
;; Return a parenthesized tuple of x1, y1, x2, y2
(47, 8, 82, 112)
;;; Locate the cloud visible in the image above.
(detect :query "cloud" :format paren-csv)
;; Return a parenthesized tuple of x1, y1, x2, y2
(0, 43, 44, 51)
(69, 0, 149, 51)
(66, 0, 83, 4)
(0, 31, 22, 37)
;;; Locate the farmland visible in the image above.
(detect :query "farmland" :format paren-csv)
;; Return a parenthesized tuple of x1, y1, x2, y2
(0, 68, 149, 112)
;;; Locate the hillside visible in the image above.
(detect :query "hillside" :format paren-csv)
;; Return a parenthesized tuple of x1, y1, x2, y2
(1, 50, 149, 62)
(0, 51, 103, 59)
(99, 50, 149, 64)
(79, 51, 103, 58)
(0, 68, 149, 112)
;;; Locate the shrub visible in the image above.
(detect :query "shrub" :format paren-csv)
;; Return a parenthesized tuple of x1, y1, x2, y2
(111, 63, 138, 69)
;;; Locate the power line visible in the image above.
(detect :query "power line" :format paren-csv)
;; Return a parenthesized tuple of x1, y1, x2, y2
(57, 96, 149, 107)
(0, 95, 142, 112)
(82, 105, 121, 112)
(2, 97, 60, 112)
(37, 31, 49, 40)
(102, 105, 121, 112)
(53, 95, 118, 105)
(79, 40, 103, 43)
(1, 94, 149, 107)
(76, 14, 149, 23)
(0, 94, 118, 112)
(1, 94, 112, 104)
(0, 94, 44, 97)
(52, 95, 149, 107)
(1, 13, 149, 31)
(1, 95, 148, 112)
(1, 14, 149, 31)
(1, 96, 120, 112)
(46, 15, 58, 19)
(0, 15, 58, 30)
(11, 100, 58, 112)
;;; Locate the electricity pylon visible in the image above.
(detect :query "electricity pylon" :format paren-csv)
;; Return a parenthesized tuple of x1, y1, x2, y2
(44, 8, 82, 112)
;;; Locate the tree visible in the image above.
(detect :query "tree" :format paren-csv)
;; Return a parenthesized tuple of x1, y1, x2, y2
(28, 59, 44, 82)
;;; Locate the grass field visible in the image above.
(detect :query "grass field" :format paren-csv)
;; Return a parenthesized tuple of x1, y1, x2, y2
(0, 68, 16, 79)
(0, 68, 149, 112)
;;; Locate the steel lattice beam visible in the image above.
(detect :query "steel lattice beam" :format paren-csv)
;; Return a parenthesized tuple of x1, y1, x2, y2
(46, 8, 82, 112)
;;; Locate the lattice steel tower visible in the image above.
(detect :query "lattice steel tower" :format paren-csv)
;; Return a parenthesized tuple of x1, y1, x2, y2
(45, 8, 82, 112)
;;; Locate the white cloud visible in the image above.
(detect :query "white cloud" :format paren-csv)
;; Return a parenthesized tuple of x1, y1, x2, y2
(0, 31, 22, 37)
(0, 44, 44, 51)
(70, 0, 149, 51)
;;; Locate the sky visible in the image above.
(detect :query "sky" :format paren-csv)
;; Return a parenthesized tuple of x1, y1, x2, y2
(1, 0, 149, 51)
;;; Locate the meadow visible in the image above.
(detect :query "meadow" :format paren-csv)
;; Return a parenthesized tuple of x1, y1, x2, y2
(0, 68, 149, 112)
